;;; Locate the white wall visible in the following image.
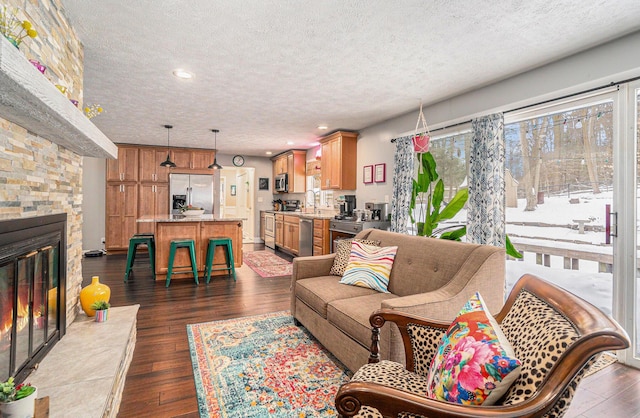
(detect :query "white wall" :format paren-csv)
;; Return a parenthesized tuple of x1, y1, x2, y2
(82, 156, 106, 251)
(355, 30, 640, 206)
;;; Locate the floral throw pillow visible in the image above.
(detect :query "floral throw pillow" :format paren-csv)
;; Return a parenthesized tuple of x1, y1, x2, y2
(330, 238, 380, 276)
(426, 292, 521, 405)
(339, 242, 398, 293)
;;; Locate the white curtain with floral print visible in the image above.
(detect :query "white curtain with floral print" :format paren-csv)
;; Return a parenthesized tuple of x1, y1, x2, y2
(468, 113, 505, 247)
(390, 136, 415, 233)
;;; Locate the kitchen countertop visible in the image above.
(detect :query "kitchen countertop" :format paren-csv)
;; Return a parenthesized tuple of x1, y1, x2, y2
(137, 215, 246, 222)
(264, 210, 336, 220)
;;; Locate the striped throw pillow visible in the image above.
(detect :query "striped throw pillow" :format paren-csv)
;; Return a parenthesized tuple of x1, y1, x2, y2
(339, 241, 398, 293)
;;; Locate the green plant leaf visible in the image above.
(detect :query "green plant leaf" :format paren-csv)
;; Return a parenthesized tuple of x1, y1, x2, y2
(432, 179, 444, 215)
(505, 234, 523, 259)
(440, 226, 467, 241)
(422, 152, 438, 182)
(436, 188, 468, 221)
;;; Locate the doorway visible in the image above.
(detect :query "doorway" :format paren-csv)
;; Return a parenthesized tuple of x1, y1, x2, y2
(220, 167, 255, 243)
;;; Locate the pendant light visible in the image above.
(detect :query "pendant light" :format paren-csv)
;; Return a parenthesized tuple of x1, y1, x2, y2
(159, 124, 176, 167)
(208, 129, 223, 169)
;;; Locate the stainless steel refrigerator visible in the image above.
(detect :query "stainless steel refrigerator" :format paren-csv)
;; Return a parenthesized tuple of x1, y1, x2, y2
(169, 174, 215, 214)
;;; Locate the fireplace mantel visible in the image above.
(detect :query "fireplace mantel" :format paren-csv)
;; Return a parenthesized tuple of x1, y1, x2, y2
(0, 37, 117, 159)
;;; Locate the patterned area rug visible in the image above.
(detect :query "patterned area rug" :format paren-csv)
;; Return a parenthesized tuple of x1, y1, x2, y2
(584, 352, 618, 378)
(187, 311, 352, 417)
(243, 250, 293, 278)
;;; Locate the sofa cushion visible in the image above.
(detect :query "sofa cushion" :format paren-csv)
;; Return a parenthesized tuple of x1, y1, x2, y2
(330, 238, 381, 276)
(340, 242, 398, 293)
(426, 292, 521, 406)
(295, 276, 379, 318)
(327, 292, 398, 348)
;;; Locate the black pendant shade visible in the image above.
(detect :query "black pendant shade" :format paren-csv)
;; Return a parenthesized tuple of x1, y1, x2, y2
(160, 124, 176, 167)
(208, 129, 223, 169)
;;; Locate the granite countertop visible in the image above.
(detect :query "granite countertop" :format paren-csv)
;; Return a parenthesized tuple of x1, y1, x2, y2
(137, 215, 246, 222)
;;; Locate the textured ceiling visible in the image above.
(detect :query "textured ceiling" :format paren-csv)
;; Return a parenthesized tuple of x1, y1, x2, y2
(60, 0, 640, 157)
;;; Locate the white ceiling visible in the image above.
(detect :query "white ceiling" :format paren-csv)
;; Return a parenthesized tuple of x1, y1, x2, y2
(60, 0, 640, 157)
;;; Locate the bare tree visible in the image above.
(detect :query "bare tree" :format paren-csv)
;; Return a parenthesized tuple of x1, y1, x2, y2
(519, 118, 550, 211)
(581, 109, 601, 194)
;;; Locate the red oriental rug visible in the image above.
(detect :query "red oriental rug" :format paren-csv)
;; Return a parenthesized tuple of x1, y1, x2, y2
(243, 250, 292, 278)
(187, 311, 352, 417)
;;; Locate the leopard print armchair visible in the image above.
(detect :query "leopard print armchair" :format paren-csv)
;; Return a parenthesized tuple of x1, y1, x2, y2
(335, 274, 629, 418)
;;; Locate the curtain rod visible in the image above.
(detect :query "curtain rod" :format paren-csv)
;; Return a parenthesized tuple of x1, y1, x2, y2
(391, 74, 640, 143)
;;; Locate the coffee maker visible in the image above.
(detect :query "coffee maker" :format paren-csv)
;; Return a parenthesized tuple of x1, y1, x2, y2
(339, 195, 356, 219)
(365, 202, 388, 221)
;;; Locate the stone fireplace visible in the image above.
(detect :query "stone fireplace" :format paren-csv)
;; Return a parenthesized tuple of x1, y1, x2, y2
(0, 0, 117, 387)
(0, 214, 67, 382)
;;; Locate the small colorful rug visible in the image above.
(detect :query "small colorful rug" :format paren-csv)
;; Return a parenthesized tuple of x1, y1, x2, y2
(584, 352, 617, 378)
(244, 250, 293, 278)
(187, 311, 351, 417)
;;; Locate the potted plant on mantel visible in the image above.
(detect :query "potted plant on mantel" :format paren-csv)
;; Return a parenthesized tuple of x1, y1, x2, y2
(0, 376, 37, 418)
(91, 300, 110, 323)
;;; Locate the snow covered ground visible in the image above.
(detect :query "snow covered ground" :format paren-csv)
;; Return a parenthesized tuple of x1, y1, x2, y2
(444, 190, 618, 315)
(504, 192, 614, 312)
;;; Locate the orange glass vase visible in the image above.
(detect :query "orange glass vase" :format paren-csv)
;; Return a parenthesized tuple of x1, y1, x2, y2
(80, 276, 111, 317)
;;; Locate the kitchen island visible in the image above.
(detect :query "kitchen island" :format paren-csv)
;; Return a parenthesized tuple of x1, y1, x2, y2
(137, 215, 244, 281)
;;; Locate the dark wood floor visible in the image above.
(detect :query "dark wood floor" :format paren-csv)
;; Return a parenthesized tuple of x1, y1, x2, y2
(81, 244, 640, 418)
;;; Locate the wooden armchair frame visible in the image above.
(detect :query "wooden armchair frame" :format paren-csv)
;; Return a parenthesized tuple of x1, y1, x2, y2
(335, 274, 630, 418)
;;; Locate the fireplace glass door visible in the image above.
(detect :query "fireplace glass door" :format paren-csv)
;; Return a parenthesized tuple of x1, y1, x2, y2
(1, 243, 59, 382)
(0, 214, 66, 383)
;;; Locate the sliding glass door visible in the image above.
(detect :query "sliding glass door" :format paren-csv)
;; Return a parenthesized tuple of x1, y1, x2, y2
(504, 92, 616, 318)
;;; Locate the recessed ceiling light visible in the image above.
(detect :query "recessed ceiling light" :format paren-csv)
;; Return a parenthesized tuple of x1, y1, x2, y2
(266, 151, 273, 155)
(172, 69, 193, 79)
(286, 141, 294, 145)
(317, 125, 328, 130)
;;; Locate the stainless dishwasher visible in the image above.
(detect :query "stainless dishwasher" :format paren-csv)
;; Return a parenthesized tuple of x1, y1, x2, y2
(298, 218, 313, 256)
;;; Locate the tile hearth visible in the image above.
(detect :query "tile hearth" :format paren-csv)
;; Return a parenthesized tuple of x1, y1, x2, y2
(27, 305, 138, 417)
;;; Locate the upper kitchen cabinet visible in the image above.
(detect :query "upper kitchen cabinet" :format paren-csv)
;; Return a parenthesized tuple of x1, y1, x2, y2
(139, 147, 171, 182)
(106, 145, 139, 182)
(272, 150, 306, 193)
(171, 148, 215, 170)
(320, 131, 358, 190)
(273, 154, 287, 175)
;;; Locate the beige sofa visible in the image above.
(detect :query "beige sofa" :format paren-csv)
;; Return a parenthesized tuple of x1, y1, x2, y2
(290, 228, 506, 372)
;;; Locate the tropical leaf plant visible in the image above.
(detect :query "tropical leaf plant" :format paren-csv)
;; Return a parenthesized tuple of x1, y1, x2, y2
(410, 151, 522, 258)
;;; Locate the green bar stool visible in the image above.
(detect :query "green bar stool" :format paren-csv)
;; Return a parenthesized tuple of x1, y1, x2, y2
(204, 237, 236, 283)
(124, 234, 155, 282)
(166, 238, 199, 287)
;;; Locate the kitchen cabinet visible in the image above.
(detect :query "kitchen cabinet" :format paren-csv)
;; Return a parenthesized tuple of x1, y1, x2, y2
(271, 150, 306, 193)
(171, 148, 215, 169)
(260, 211, 266, 242)
(106, 144, 218, 251)
(152, 219, 242, 280)
(320, 131, 358, 190)
(105, 183, 138, 251)
(313, 219, 330, 255)
(273, 155, 287, 175)
(283, 215, 300, 255)
(275, 214, 284, 247)
(106, 146, 139, 182)
(139, 147, 171, 182)
(137, 183, 169, 234)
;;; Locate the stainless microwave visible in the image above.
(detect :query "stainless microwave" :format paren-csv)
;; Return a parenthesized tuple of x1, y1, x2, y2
(275, 173, 288, 192)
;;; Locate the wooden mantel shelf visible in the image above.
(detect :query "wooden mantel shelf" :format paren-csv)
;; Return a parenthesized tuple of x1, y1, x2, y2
(0, 37, 117, 158)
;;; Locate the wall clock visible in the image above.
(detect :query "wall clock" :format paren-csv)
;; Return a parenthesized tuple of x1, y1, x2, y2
(232, 155, 245, 167)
